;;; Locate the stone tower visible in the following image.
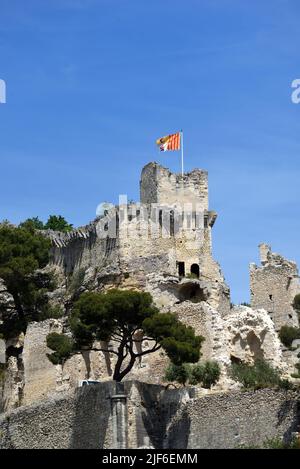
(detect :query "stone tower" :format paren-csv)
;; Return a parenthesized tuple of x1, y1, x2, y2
(48, 161, 229, 314)
(250, 244, 300, 330)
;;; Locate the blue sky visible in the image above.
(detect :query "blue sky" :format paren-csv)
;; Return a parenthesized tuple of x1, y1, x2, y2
(0, 0, 300, 303)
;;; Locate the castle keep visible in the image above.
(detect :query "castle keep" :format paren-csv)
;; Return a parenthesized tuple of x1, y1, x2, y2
(49, 162, 230, 314)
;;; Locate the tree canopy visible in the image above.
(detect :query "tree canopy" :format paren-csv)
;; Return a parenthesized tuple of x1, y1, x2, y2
(19, 217, 45, 231)
(47, 289, 204, 381)
(0, 223, 53, 338)
(44, 215, 73, 232)
(19, 215, 73, 233)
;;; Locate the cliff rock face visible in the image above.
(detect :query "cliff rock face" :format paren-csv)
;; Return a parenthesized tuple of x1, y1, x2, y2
(225, 306, 284, 369)
(0, 278, 15, 319)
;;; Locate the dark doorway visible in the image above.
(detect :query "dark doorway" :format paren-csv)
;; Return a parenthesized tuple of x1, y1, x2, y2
(177, 261, 185, 277)
(190, 263, 200, 278)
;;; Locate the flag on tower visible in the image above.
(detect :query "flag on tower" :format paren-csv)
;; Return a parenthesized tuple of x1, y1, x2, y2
(156, 132, 181, 152)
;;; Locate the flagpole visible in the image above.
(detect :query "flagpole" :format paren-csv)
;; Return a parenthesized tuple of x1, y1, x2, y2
(180, 129, 184, 177)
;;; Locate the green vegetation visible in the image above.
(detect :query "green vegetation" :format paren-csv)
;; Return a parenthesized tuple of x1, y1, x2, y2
(68, 268, 86, 295)
(44, 215, 73, 232)
(0, 363, 6, 382)
(291, 361, 300, 379)
(230, 359, 291, 390)
(279, 325, 300, 348)
(46, 332, 74, 365)
(47, 289, 204, 381)
(0, 223, 53, 338)
(19, 217, 44, 231)
(19, 215, 73, 233)
(185, 273, 199, 280)
(263, 436, 300, 449)
(239, 436, 300, 449)
(293, 294, 300, 318)
(240, 302, 250, 307)
(165, 360, 221, 388)
(40, 304, 65, 320)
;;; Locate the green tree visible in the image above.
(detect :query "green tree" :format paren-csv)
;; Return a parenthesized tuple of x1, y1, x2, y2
(0, 223, 52, 338)
(44, 215, 73, 232)
(19, 217, 44, 231)
(46, 332, 74, 365)
(47, 289, 204, 382)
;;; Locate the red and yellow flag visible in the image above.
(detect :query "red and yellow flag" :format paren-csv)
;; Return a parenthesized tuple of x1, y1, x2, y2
(156, 132, 181, 152)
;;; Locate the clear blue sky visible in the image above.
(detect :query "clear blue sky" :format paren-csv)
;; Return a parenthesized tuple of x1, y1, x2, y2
(1, 0, 300, 303)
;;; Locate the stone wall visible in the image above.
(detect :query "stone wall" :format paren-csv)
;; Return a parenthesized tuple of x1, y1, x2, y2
(167, 388, 300, 449)
(0, 382, 115, 449)
(250, 244, 300, 331)
(0, 381, 299, 449)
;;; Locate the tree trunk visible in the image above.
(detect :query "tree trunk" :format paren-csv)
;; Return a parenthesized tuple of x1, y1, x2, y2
(112, 340, 136, 382)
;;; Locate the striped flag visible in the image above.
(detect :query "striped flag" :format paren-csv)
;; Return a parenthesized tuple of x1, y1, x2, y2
(156, 132, 181, 152)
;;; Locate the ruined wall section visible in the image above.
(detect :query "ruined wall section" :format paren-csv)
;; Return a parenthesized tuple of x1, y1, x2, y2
(250, 244, 300, 330)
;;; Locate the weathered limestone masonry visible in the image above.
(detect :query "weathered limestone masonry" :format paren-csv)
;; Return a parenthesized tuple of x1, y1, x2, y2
(250, 244, 300, 331)
(0, 381, 299, 449)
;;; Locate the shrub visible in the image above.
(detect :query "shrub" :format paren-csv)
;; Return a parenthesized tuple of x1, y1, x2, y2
(189, 361, 221, 388)
(239, 436, 300, 449)
(68, 269, 85, 294)
(293, 294, 300, 317)
(230, 359, 285, 390)
(46, 332, 74, 365)
(279, 325, 300, 348)
(263, 436, 300, 449)
(0, 363, 6, 382)
(165, 363, 191, 385)
(185, 273, 199, 280)
(291, 362, 300, 379)
(40, 304, 65, 320)
(165, 360, 221, 388)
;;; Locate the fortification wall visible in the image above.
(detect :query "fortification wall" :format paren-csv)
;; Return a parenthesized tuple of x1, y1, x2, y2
(0, 382, 299, 449)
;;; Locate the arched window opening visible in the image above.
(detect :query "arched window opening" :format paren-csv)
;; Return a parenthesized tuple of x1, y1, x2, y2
(190, 263, 200, 278)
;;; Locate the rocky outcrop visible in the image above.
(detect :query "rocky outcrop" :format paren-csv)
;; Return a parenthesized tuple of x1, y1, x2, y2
(225, 306, 284, 370)
(0, 279, 15, 319)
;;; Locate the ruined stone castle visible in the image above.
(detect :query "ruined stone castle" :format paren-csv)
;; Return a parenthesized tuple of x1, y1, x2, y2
(0, 161, 300, 449)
